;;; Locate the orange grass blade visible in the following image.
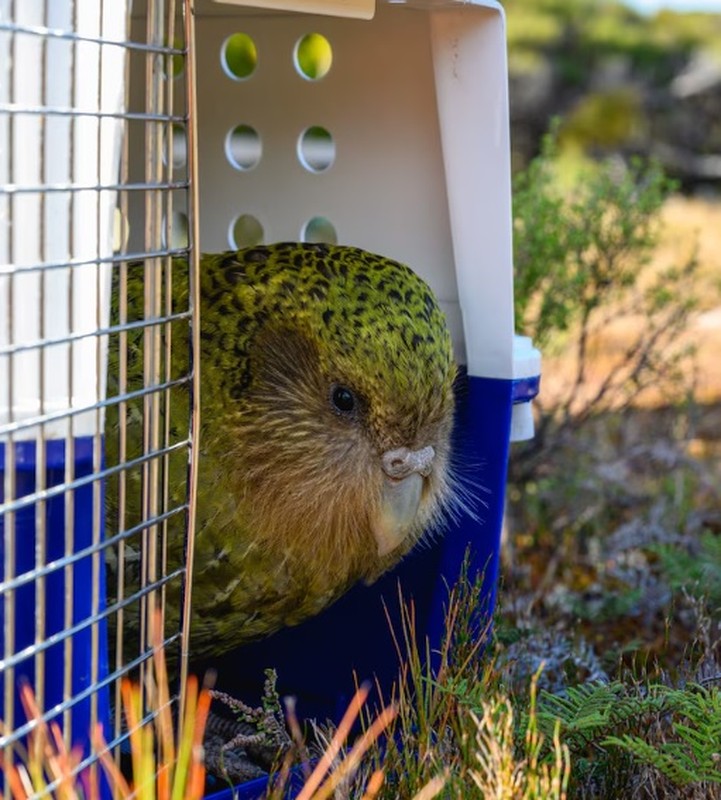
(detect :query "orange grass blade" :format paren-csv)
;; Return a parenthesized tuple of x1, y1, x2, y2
(410, 774, 448, 800)
(120, 678, 143, 786)
(48, 721, 76, 769)
(9, 763, 32, 800)
(121, 678, 156, 800)
(19, 684, 83, 800)
(185, 682, 212, 800)
(269, 748, 296, 798)
(18, 684, 41, 722)
(157, 763, 171, 800)
(92, 724, 132, 799)
(296, 684, 370, 800)
(191, 680, 212, 752)
(0, 759, 26, 800)
(18, 685, 47, 793)
(151, 611, 175, 770)
(311, 705, 397, 800)
(138, 722, 157, 800)
(47, 723, 83, 800)
(187, 762, 205, 800)
(85, 760, 99, 800)
(170, 675, 198, 800)
(44, 754, 75, 800)
(360, 769, 385, 799)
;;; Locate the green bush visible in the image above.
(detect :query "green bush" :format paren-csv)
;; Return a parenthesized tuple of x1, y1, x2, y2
(512, 127, 697, 463)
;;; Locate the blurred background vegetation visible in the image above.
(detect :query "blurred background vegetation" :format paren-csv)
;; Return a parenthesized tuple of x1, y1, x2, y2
(504, 0, 721, 188)
(501, 0, 721, 724)
(494, 2, 721, 794)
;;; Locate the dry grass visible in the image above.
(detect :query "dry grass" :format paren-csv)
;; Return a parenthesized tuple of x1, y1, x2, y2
(657, 197, 721, 299)
(470, 670, 571, 800)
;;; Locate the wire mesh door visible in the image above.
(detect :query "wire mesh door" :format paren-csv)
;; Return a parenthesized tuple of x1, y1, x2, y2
(0, 0, 200, 791)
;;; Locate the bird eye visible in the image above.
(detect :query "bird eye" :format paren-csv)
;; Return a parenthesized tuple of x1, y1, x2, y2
(330, 385, 356, 415)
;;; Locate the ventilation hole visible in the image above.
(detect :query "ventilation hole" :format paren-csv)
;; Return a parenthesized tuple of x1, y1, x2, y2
(166, 37, 185, 79)
(221, 33, 258, 80)
(226, 125, 262, 171)
(162, 211, 189, 250)
(230, 214, 264, 249)
(302, 216, 337, 245)
(163, 123, 187, 169)
(297, 126, 335, 173)
(113, 209, 129, 253)
(294, 33, 332, 81)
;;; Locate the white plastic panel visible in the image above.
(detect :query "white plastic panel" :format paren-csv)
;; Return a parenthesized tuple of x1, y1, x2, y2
(212, 0, 376, 18)
(193, 0, 514, 376)
(0, 0, 128, 439)
(431, 2, 515, 378)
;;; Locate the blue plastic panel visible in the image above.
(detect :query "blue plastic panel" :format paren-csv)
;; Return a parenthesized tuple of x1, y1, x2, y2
(0, 437, 110, 752)
(511, 375, 541, 404)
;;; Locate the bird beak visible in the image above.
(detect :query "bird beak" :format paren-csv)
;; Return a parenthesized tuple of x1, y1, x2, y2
(372, 446, 435, 557)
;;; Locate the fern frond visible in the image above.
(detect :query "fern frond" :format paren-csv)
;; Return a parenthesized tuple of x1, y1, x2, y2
(538, 681, 662, 749)
(603, 735, 702, 786)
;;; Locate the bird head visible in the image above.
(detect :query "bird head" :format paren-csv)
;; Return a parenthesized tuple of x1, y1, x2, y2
(201, 243, 457, 584)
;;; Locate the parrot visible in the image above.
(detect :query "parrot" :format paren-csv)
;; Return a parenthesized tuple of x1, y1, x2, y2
(106, 242, 457, 662)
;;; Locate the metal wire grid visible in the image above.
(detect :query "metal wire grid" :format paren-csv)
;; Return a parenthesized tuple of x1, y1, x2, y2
(0, 0, 200, 790)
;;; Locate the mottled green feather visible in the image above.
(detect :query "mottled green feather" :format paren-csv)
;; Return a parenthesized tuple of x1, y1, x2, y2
(106, 242, 456, 660)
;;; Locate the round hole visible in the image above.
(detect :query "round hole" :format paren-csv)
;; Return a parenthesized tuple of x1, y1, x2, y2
(225, 125, 262, 171)
(230, 214, 264, 249)
(301, 216, 337, 245)
(166, 37, 185, 79)
(163, 211, 189, 250)
(171, 212, 189, 249)
(297, 126, 335, 173)
(221, 33, 258, 80)
(163, 123, 187, 169)
(294, 33, 332, 81)
(113, 208, 130, 253)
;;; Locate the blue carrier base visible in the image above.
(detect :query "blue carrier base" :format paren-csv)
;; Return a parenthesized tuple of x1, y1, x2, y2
(0, 437, 111, 760)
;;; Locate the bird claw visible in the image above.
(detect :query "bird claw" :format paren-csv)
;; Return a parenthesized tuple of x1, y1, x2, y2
(203, 670, 292, 784)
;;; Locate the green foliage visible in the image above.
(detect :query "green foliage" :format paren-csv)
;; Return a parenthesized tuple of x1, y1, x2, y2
(511, 127, 698, 475)
(366, 560, 493, 798)
(506, 8, 564, 49)
(580, 7, 671, 68)
(500, 7, 718, 797)
(348, 572, 721, 797)
(650, 10, 721, 53)
(655, 530, 721, 608)
(504, 0, 721, 71)
(538, 681, 661, 750)
(538, 680, 721, 792)
(504, 0, 721, 172)
(513, 129, 674, 348)
(570, 586, 644, 623)
(306, 557, 571, 798)
(561, 88, 643, 151)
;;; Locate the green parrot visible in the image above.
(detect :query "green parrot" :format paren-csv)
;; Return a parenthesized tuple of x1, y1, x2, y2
(106, 242, 457, 661)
